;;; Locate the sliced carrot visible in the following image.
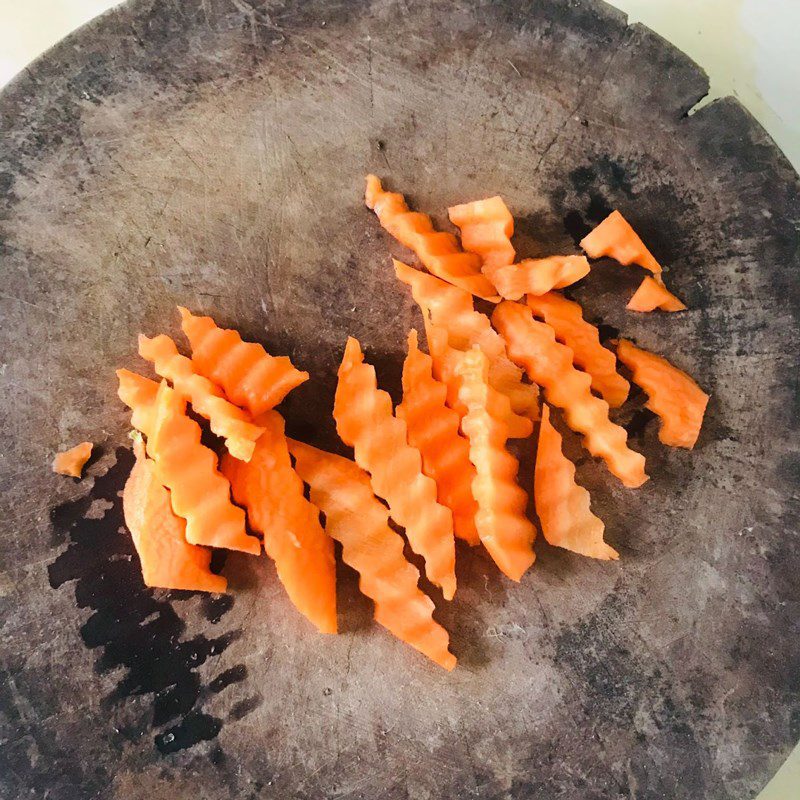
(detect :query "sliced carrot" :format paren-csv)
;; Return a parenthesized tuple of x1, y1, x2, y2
(447, 196, 515, 273)
(580, 210, 662, 275)
(118, 375, 260, 555)
(394, 258, 537, 431)
(288, 439, 456, 670)
(535, 405, 619, 560)
(490, 256, 590, 300)
(455, 347, 536, 581)
(138, 333, 265, 461)
(492, 302, 648, 488)
(334, 337, 457, 600)
(178, 307, 309, 417)
(52, 442, 92, 478)
(397, 329, 480, 546)
(365, 175, 497, 299)
(123, 437, 227, 592)
(526, 292, 629, 408)
(627, 276, 687, 312)
(616, 340, 708, 449)
(222, 411, 337, 633)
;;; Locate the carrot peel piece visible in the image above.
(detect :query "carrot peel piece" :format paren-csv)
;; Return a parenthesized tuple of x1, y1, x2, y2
(52, 442, 93, 478)
(490, 256, 590, 300)
(627, 276, 687, 312)
(580, 210, 662, 274)
(447, 196, 515, 273)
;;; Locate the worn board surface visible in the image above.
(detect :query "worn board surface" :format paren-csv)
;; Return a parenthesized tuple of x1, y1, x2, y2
(0, 0, 798, 798)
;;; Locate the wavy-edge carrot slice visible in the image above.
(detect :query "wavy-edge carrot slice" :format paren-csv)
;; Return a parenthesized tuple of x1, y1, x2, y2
(455, 347, 536, 581)
(490, 256, 590, 300)
(138, 333, 265, 461)
(526, 292, 629, 408)
(222, 411, 337, 633)
(179, 307, 309, 417)
(627, 276, 687, 312)
(394, 259, 538, 430)
(365, 175, 498, 299)
(535, 405, 619, 560)
(447, 196, 515, 274)
(492, 302, 648, 488)
(334, 336, 457, 599)
(124, 437, 228, 592)
(52, 442, 93, 478)
(397, 330, 479, 546)
(580, 210, 662, 274)
(116, 369, 159, 437)
(616, 340, 709, 449)
(288, 439, 456, 670)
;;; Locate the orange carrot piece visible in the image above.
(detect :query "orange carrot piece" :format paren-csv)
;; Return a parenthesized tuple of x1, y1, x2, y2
(455, 347, 536, 581)
(535, 405, 619, 560)
(616, 340, 708, 449)
(627, 276, 687, 312)
(118, 374, 260, 555)
(580, 210, 662, 275)
(394, 259, 537, 430)
(365, 175, 498, 299)
(334, 337, 457, 600)
(179, 307, 308, 417)
(526, 292, 630, 408)
(490, 256, 591, 300)
(123, 437, 228, 592)
(447, 196, 515, 273)
(52, 442, 92, 478)
(138, 333, 265, 461)
(397, 330, 480, 546)
(222, 411, 337, 633)
(492, 302, 648, 488)
(288, 439, 456, 669)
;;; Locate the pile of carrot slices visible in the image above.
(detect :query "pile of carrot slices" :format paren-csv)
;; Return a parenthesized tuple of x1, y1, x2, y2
(67, 174, 709, 672)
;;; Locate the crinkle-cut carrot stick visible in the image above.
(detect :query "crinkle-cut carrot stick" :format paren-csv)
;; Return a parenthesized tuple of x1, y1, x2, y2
(394, 259, 538, 430)
(447, 196, 515, 273)
(616, 340, 708, 449)
(526, 292, 629, 408)
(287, 440, 456, 670)
(365, 175, 498, 299)
(138, 334, 265, 462)
(222, 412, 337, 633)
(455, 347, 536, 581)
(535, 405, 619, 561)
(492, 302, 648, 488)
(124, 437, 228, 592)
(52, 442, 93, 478)
(334, 337, 457, 600)
(580, 210, 662, 275)
(489, 256, 590, 300)
(627, 276, 687, 312)
(178, 307, 309, 417)
(397, 330, 479, 546)
(119, 375, 260, 555)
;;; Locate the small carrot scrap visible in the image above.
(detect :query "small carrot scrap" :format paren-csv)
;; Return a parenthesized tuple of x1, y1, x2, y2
(288, 439, 456, 670)
(580, 210, 662, 275)
(492, 301, 648, 488)
(455, 347, 536, 581)
(490, 256, 590, 300)
(124, 437, 227, 592)
(365, 175, 497, 299)
(222, 411, 337, 633)
(138, 333, 265, 461)
(526, 292, 629, 408)
(179, 307, 309, 417)
(447, 195, 515, 273)
(535, 405, 619, 560)
(397, 329, 480, 546)
(627, 276, 687, 312)
(334, 337, 457, 600)
(616, 340, 709, 449)
(52, 442, 93, 478)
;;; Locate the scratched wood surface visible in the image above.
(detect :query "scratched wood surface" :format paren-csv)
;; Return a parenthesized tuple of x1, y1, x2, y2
(0, 1, 798, 798)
